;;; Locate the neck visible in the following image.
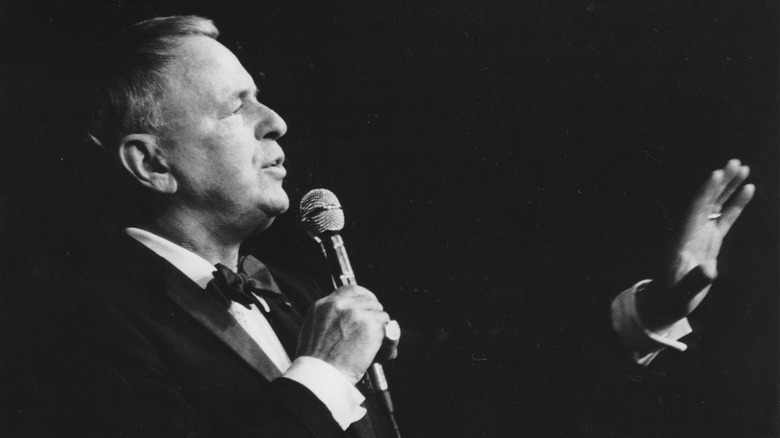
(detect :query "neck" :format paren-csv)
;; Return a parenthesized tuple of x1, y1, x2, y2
(141, 211, 245, 268)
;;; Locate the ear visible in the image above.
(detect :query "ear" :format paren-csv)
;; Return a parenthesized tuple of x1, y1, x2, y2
(118, 134, 178, 194)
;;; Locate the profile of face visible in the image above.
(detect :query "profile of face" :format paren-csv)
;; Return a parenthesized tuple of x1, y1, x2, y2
(157, 36, 289, 237)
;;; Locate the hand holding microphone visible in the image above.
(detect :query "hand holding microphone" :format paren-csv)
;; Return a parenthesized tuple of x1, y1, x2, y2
(295, 283, 396, 384)
(299, 189, 402, 437)
(299, 189, 401, 357)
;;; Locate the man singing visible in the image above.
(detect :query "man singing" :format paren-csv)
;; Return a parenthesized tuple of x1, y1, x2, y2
(55, 14, 752, 438)
(71, 15, 397, 438)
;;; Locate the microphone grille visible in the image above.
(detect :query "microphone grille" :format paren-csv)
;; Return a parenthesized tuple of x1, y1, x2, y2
(300, 188, 345, 236)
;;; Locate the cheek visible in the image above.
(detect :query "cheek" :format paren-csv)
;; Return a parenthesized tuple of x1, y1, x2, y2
(212, 127, 257, 169)
(170, 148, 238, 196)
(171, 123, 262, 195)
(199, 132, 250, 177)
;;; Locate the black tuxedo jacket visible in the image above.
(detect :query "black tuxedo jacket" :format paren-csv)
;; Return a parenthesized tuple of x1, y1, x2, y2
(58, 230, 393, 438)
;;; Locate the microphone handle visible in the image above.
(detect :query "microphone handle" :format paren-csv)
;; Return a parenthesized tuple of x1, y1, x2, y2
(318, 234, 402, 438)
(320, 234, 357, 290)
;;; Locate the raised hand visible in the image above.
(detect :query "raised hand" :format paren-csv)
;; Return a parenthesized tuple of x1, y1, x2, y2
(637, 159, 755, 329)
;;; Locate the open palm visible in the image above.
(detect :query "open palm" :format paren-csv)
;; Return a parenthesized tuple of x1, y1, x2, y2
(639, 159, 754, 329)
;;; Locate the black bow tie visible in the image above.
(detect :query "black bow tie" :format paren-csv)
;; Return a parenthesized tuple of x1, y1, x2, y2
(208, 255, 292, 312)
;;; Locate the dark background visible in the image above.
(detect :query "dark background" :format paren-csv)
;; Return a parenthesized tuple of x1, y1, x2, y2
(1, 1, 777, 437)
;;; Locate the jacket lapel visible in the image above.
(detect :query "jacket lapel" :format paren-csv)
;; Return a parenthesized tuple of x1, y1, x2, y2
(164, 268, 284, 382)
(102, 230, 284, 383)
(99, 227, 386, 437)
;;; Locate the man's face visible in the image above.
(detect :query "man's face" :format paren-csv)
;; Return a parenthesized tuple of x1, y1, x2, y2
(158, 36, 288, 237)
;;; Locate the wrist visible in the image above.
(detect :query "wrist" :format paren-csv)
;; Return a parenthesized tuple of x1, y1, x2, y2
(283, 357, 367, 429)
(637, 265, 714, 330)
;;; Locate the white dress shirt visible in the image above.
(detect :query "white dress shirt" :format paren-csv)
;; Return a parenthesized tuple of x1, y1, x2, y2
(611, 280, 693, 366)
(125, 227, 366, 429)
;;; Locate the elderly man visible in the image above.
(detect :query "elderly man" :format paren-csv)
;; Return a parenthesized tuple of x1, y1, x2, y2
(54, 14, 752, 438)
(71, 15, 397, 438)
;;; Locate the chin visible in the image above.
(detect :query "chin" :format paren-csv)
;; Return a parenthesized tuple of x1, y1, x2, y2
(266, 191, 290, 216)
(251, 216, 277, 235)
(251, 194, 290, 233)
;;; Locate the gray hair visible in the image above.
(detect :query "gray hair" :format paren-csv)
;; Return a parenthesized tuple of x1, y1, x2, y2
(87, 15, 219, 150)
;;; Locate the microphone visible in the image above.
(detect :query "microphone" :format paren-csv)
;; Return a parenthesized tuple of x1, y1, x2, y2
(300, 188, 402, 438)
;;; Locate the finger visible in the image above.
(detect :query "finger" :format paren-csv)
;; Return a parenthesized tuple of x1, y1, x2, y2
(354, 291, 384, 311)
(350, 309, 389, 330)
(712, 159, 741, 205)
(330, 285, 383, 308)
(718, 183, 755, 234)
(364, 311, 392, 349)
(375, 320, 400, 362)
(690, 169, 725, 217)
(332, 285, 377, 300)
(330, 283, 364, 297)
(333, 296, 385, 315)
(386, 345, 399, 361)
(374, 310, 391, 326)
(715, 161, 750, 206)
(378, 336, 400, 361)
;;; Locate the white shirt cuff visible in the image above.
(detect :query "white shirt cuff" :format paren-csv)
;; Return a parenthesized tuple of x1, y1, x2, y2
(281, 356, 366, 430)
(611, 280, 693, 366)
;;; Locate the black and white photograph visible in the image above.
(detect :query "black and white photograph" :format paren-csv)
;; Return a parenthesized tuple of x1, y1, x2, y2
(1, 1, 777, 437)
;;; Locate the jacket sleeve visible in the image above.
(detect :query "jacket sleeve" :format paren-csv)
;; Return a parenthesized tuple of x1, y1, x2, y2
(59, 277, 347, 438)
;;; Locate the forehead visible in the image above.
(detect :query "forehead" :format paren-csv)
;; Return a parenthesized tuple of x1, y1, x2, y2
(163, 36, 254, 104)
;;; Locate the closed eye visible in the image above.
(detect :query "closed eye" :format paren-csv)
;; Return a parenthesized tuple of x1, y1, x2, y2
(229, 89, 260, 116)
(225, 89, 260, 117)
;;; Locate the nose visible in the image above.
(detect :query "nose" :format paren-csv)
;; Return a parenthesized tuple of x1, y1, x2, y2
(254, 104, 288, 141)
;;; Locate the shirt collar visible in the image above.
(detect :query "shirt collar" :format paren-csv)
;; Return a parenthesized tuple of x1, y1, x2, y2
(124, 227, 225, 289)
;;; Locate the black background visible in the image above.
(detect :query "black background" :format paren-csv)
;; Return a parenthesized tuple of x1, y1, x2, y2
(1, 1, 778, 437)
